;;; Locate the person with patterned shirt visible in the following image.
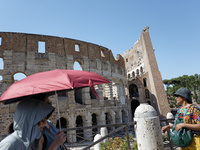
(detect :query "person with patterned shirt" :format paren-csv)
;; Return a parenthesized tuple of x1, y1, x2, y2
(161, 87, 200, 150)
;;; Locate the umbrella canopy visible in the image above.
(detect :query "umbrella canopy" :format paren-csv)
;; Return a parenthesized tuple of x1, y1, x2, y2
(0, 69, 110, 104)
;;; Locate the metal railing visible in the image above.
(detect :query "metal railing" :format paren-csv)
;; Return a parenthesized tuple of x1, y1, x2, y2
(61, 122, 135, 150)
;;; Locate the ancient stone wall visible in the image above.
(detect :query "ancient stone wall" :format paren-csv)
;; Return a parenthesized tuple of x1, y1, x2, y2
(0, 28, 170, 142)
(0, 32, 128, 142)
(122, 27, 170, 120)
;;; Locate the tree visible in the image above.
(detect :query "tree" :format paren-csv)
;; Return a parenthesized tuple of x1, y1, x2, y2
(163, 74, 200, 104)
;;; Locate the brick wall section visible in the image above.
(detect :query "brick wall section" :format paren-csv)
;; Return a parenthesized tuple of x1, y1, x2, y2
(0, 32, 128, 139)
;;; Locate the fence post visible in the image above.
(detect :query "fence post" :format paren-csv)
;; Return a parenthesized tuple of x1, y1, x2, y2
(125, 124, 131, 150)
(134, 103, 164, 150)
(167, 112, 174, 150)
(94, 134, 102, 150)
(100, 127, 108, 143)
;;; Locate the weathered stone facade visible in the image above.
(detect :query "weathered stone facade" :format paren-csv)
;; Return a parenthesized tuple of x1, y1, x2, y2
(122, 27, 170, 120)
(0, 32, 128, 142)
(0, 27, 170, 142)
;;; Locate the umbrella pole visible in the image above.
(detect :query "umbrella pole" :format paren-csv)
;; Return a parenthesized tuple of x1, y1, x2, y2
(55, 91, 68, 150)
(55, 91, 62, 131)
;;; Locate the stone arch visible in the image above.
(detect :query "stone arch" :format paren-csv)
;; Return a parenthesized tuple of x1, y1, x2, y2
(105, 112, 112, 132)
(143, 78, 147, 87)
(76, 115, 84, 142)
(145, 89, 150, 99)
(105, 112, 112, 125)
(75, 88, 83, 104)
(92, 111, 102, 125)
(131, 100, 140, 120)
(119, 79, 125, 104)
(132, 71, 135, 78)
(136, 69, 139, 76)
(91, 113, 98, 135)
(8, 122, 14, 134)
(115, 111, 121, 124)
(112, 78, 118, 100)
(73, 60, 82, 70)
(129, 84, 139, 98)
(56, 117, 68, 129)
(12, 72, 27, 83)
(56, 117, 68, 143)
(102, 76, 110, 100)
(121, 109, 128, 123)
(140, 66, 143, 74)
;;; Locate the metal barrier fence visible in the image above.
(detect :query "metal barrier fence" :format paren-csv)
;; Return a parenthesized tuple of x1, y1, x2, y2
(61, 122, 135, 149)
(0, 120, 177, 150)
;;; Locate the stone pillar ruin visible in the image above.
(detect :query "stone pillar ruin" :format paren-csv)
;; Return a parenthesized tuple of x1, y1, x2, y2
(134, 103, 164, 150)
(84, 113, 93, 141)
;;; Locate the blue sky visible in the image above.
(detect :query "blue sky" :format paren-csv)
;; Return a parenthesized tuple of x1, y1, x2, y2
(0, 0, 199, 80)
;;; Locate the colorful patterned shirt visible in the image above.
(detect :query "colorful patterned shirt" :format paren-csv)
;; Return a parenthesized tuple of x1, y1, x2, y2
(175, 104, 200, 136)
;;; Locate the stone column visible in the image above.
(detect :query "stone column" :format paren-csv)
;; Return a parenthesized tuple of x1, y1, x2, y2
(66, 55, 74, 70)
(67, 114, 76, 143)
(134, 103, 164, 150)
(68, 91, 76, 110)
(84, 113, 93, 141)
(82, 56, 90, 71)
(106, 80, 114, 104)
(96, 85, 104, 106)
(96, 59, 102, 75)
(99, 111, 106, 125)
(112, 82, 119, 104)
(82, 87, 91, 106)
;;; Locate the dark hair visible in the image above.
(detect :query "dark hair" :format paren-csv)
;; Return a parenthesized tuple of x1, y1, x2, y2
(186, 99, 192, 104)
(180, 95, 192, 104)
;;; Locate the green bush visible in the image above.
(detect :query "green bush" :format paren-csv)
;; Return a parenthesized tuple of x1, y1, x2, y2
(100, 136, 137, 150)
(162, 134, 169, 142)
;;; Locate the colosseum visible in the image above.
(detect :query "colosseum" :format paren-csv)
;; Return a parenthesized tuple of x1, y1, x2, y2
(0, 27, 170, 143)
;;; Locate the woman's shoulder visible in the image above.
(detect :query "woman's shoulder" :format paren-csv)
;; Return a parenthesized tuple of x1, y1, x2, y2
(190, 104, 200, 110)
(188, 104, 200, 114)
(0, 133, 26, 149)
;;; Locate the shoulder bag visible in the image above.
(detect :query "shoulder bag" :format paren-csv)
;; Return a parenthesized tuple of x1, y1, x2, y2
(170, 105, 193, 148)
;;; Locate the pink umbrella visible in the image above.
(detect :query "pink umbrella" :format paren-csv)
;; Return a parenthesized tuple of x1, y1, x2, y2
(0, 69, 110, 104)
(0, 69, 110, 131)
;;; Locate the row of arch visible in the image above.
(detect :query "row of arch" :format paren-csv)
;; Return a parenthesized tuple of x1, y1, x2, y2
(0, 61, 82, 82)
(128, 66, 144, 78)
(0, 60, 126, 104)
(8, 109, 129, 143)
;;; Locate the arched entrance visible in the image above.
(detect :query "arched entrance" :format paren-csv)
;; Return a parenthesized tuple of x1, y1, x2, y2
(76, 115, 83, 142)
(131, 100, 140, 120)
(129, 84, 139, 98)
(92, 113, 98, 135)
